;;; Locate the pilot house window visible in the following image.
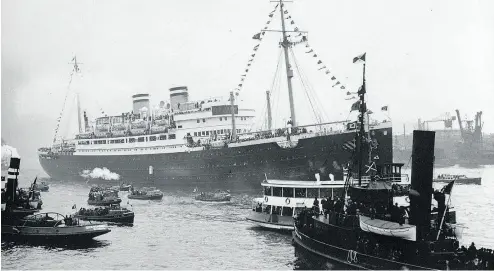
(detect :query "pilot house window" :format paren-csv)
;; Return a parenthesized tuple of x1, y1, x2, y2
(273, 187, 282, 197)
(282, 187, 294, 198)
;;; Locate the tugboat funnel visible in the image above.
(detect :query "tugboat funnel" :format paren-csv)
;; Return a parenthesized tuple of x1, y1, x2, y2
(409, 130, 435, 240)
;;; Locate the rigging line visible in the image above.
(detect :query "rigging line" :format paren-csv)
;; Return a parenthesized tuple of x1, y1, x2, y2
(263, 47, 284, 130)
(256, 48, 283, 131)
(289, 48, 321, 125)
(53, 71, 75, 144)
(272, 49, 284, 129)
(267, 47, 283, 130)
(289, 46, 325, 124)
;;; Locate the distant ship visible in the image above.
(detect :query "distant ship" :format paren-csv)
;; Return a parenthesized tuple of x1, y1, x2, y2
(38, 1, 393, 192)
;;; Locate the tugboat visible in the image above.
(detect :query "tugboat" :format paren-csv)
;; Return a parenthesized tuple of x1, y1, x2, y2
(87, 186, 122, 206)
(1, 157, 111, 242)
(434, 174, 481, 185)
(292, 58, 494, 269)
(128, 187, 164, 200)
(1, 157, 40, 220)
(74, 204, 135, 224)
(247, 176, 353, 230)
(2, 212, 111, 242)
(194, 190, 231, 202)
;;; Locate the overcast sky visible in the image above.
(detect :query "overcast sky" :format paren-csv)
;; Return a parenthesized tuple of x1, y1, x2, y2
(2, 0, 494, 160)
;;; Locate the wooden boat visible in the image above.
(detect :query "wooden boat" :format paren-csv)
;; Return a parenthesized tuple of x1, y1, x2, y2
(88, 187, 122, 206)
(128, 187, 163, 200)
(2, 212, 111, 242)
(433, 174, 481, 185)
(195, 190, 231, 202)
(359, 215, 417, 241)
(87, 197, 122, 206)
(74, 205, 134, 224)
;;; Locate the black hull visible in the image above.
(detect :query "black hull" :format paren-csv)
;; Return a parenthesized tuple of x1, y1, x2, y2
(1, 225, 110, 242)
(74, 214, 134, 224)
(39, 128, 392, 192)
(87, 199, 122, 206)
(128, 194, 163, 200)
(292, 228, 432, 270)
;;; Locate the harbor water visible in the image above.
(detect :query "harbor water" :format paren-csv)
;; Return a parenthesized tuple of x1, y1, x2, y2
(2, 165, 494, 270)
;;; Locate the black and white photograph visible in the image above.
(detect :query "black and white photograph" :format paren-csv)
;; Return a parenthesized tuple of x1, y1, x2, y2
(1, 0, 494, 269)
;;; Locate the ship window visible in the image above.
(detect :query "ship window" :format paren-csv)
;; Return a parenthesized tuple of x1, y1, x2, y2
(202, 131, 205, 136)
(169, 134, 176, 139)
(197, 119, 200, 123)
(264, 186, 272, 196)
(272, 187, 282, 197)
(282, 187, 294, 198)
(320, 188, 332, 198)
(129, 138, 136, 143)
(150, 136, 157, 141)
(220, 117, 222, 121)
(138, 137, 145, 142)
(202, 119, 206, 123)
(282, 207, 293, 216)
(206, 131, 209, 136)
(194, 132, 197, 136)
(159, 135, 167, 140)
(273, 206, 282, 215)
(225, 117, 227, 121)
(178, 125, 182, 128)
(295, 188, 306, 198)
(307, 188, 319, 198)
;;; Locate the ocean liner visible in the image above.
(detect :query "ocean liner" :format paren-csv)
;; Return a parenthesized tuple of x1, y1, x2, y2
(38, 1, 393, 192)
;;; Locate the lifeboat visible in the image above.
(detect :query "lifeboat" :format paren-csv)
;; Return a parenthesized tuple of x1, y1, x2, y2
(359, 215, 416, 241)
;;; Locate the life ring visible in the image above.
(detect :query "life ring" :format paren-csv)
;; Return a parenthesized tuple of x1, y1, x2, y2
(285, 198, 291, 204)
(264, 196, 268, 202)
(405, 197, 410, 203)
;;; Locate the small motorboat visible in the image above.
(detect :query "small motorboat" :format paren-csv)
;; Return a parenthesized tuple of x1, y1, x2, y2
(128, 187, 163, 200)
(87, 197, 122, 206)
(33, 182, 49, 192)
(119, 183, 132, 191)
(195, 190, 231, 202)
(433, 174, 481, 185)
(74, 204, 134, 224)
(2, 212, 111, 242)
(88, 187, 122, 206)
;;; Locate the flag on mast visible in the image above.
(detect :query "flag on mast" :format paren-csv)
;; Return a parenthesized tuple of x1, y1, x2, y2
(353, 52, 366, 63)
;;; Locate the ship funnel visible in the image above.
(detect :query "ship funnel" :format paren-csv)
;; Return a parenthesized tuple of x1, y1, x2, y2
(169, 86, 189, 110)
(132, 94, 150, 115)
(4, 157, 21, 206)
(409, 130, 435, 240)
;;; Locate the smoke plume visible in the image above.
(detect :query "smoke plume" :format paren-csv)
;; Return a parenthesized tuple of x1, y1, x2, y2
(81, 167, 120, 181)
(1, 138, 21, 170)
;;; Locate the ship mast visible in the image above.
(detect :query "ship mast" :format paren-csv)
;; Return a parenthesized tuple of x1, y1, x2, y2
(266, 90, 273, 130)
(77, 92, 83, 133)
(279, 0, 297, 127)
(358, 60, 367, 186)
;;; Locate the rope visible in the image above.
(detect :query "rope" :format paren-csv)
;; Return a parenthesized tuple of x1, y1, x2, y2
(53, 71, 75, 144)
(289, 48, 322, 124)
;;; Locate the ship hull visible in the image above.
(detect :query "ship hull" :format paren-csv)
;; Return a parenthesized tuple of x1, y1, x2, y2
(39, 128, 392, 193)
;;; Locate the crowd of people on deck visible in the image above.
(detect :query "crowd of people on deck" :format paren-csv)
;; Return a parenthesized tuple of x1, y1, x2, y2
(77, 207, 111, 216)
(295, 197, 494, 270)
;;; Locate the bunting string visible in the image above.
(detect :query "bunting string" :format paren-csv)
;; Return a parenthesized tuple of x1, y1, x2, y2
(53, 61, 80, 144)
(282, 8, 347, 91)
(234, 4, 279, 94)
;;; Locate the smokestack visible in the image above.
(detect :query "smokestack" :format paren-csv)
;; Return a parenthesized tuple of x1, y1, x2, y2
(6, 157, 21, 206)
(409, 130, 435, 240)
